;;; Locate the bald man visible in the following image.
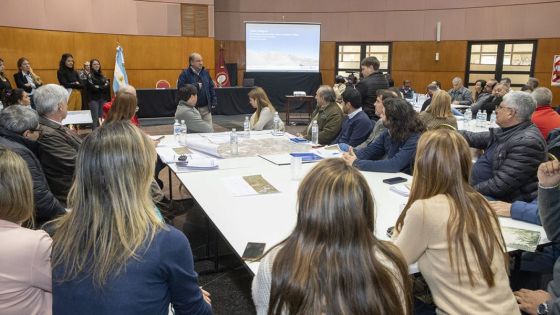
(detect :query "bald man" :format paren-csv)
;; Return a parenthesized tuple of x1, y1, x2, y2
(177, 52, 216, 127)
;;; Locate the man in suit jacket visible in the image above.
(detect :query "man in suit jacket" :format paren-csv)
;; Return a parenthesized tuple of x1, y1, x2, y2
(34, 84, 82, 205)
(333, 87, 373, 147)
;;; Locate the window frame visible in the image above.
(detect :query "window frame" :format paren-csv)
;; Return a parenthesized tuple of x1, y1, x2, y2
(466, 40, 537, 89)
(335, 42, 392, 78)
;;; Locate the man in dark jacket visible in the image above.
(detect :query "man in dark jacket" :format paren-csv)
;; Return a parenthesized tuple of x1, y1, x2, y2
(333, 87, 373, 147)
(514, 160, 560, 314)
(0, 105, 66, 224)
(34, 84, 83, 205)
(461, 91, 546, 202)
(177, 52, 217, 128)
(356, 56, 389, 121)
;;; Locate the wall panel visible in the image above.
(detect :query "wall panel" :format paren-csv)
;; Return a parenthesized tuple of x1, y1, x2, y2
(535, 38, 560, 106)
(0, 26, 215, 89)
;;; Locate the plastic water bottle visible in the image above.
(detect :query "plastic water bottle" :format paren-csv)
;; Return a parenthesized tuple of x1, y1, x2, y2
(477, 111, 485, 127)
(243, 116, 250, 138)
(179, 120, 187, 145)
(230, 128, 238, 155)
(273, 112, 280, 136)
(464, 108, 472, 122)
(311, 120, 319, 145)
(490, 111, 497, 127)
(173, 119, 181, 141)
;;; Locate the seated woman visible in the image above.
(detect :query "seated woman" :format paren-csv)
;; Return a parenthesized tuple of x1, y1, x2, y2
(418, 90, 457, 130)
(252, 158, 411, 315)
(5, 88, 31, 107)
(393, 129, 519, 314)
(103, 85, 139, 126)
(0, 146, 53, 315)
(342, 98, 425, 174)
(51, 121, 212, 314)
(248, 86, 284, 131)
(175, 84, 213, 133)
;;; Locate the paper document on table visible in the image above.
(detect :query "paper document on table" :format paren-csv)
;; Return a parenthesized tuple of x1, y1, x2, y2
(222, 174, 280, 196)
(313, 144, 343, 158)
(187, 139, 220, 157)
(389, 183, 411, 197)
(206, 133, 231, 144)
(176, 158, 219, 171)
(502, 226, 541, 252)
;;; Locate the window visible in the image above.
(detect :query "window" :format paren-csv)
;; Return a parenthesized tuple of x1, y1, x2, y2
(466, 41, 536, 91)
(336, 43, 391, 78)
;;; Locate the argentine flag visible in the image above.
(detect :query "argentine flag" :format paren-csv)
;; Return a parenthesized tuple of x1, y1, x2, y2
(113, 45, 128, 93)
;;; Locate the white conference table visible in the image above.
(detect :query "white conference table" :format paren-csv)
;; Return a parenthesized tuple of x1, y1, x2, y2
(156, 131, 548, 276)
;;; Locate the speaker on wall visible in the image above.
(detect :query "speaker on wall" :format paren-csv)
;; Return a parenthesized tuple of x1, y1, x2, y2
(226, 63, 238, 86)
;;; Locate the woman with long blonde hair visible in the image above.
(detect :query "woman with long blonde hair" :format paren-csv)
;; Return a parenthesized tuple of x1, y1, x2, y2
(51, 121, 211, 314)
(252, 158, 411, 315)
(418, 90, 457, 130)
(394, 129, 519, 314)
(248, 87, 284, 131)
(0, 146, 53, 315)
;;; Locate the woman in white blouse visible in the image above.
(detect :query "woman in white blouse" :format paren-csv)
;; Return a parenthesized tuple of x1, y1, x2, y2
(248, 87, 284, 131)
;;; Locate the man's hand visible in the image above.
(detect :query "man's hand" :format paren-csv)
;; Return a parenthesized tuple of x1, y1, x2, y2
(489, 201, 512, 217)
(514, 289, 550, 315)
(538, 160, 560, 188)
(341, 147, 357, 166)
(200, 287, 211, 305)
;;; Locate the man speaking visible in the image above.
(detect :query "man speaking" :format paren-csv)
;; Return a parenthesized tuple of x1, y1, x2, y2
(178, 52, 216, 127)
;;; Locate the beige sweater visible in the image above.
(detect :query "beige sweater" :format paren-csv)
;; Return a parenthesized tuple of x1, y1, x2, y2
(394, 194, 520, 315)
(418, 112, 458, 130)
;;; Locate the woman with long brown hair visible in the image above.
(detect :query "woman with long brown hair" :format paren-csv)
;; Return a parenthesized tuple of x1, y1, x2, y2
(51, 121, 211, 314)
(394, 129, 519, 314)
(418, 90, 457, 130)
(252, 158, 411, 315)
(248, 86, 284, 131)
(103, 85, 140, 126)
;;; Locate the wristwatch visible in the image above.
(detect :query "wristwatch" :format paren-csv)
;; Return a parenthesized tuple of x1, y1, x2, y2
(537, 302, 548, 315)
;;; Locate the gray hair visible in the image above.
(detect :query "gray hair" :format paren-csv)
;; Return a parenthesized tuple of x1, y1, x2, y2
(0, 105, 39, 134)
(317, 85, 337, 103)
(452, 77, 462, 84)
(33, 84, 69, 116)
(527, 77, 540, 89)
(502, 91, 536, 122)
(532, 87, 553, 106)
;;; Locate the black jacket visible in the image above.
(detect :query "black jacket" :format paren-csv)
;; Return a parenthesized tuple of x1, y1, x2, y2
(547, 128, 560, 159)
(356, 72, 389, 120)
(0, 76, 12, 104)
(57, 68, 83, 89)
(13, 72, 42, 93)
(461, 121, 546, 202)
(86, 72, 110, 100)
(0, 128, 66, 224)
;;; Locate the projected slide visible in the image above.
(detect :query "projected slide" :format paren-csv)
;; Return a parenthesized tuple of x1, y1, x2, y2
(246, 23, 320, 72)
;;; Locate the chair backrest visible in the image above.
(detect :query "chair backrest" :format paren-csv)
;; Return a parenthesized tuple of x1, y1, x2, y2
(156, 80, 171, 89)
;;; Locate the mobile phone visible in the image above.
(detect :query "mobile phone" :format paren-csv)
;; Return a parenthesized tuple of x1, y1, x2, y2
(386, 226, 395, 238)
(382, 177, 408, 185)
(242, 242, 266, 260)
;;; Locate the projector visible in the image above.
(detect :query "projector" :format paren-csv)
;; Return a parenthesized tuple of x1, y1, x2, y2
(293, 91, 307, 96)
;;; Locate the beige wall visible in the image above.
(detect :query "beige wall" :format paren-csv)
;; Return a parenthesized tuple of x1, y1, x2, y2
(0, 0, 215, 37)
(215, 0, 560, 41)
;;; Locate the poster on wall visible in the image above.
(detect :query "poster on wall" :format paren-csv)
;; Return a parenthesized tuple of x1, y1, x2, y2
(552, 55, 560, 87)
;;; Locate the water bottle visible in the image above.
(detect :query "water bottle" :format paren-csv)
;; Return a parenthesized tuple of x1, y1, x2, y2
(477, 111, 485, 127)
(180, 120, 187, 145)
(464, 108, 472, 122)
(173, 119, 181, 141)
(243, 116, 250, 138)
(273, 112, 280, 136)
(311, 120, 319, 145)
(490, 111, 497, 127)
(230, 128, 238, 155)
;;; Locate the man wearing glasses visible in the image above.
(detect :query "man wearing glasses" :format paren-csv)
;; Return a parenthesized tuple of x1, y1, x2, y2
(460, 91, 546, 202)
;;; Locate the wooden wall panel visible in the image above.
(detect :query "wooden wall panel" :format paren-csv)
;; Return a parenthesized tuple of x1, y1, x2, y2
(535, 38, 560, 106)
(392, 41, 468, 92)
(320, 42, 336, 86)
(0, 26, 215, 89)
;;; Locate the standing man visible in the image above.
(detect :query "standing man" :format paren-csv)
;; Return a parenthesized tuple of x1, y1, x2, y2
(448, 77, 473, 105)
(177, 52, 216, 127)
(356, 56, 389, 121)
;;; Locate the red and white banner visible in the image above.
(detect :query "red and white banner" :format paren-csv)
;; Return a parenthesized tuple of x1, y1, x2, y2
(552, 55, 560, 87)
(216, 47, 231, 87)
